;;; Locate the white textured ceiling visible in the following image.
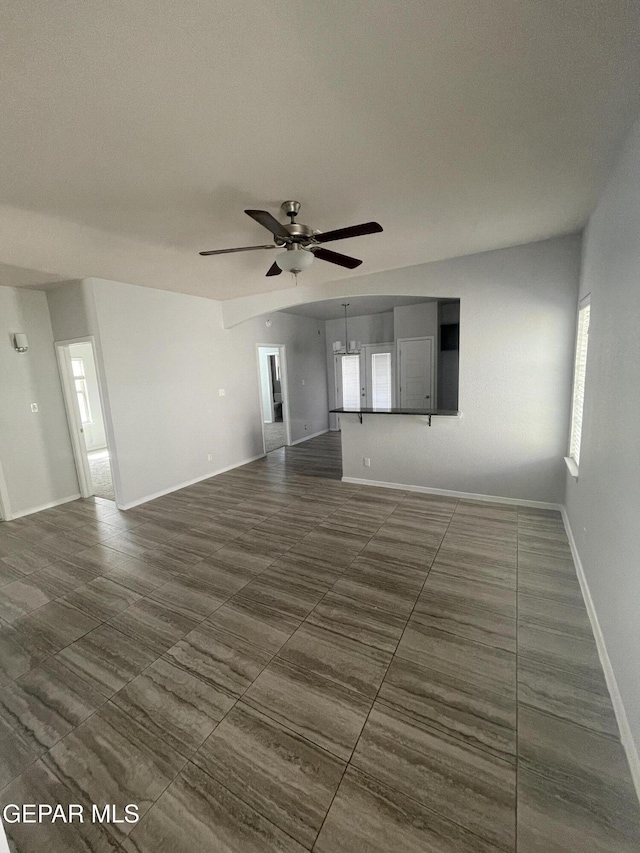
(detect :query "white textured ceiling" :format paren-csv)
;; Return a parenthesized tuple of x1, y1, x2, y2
(2, 0, 640, 300)
(282, 296, 437, 321)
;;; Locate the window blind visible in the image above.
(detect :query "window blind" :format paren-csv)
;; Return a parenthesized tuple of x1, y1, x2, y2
(341, 355, 361, 408)
(371, 352, 392, 408)
(569, 300, 590, 465)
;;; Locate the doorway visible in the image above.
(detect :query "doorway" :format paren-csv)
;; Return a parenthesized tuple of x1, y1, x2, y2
(257, 345, 291, 453)
(55, 338, 116, 501)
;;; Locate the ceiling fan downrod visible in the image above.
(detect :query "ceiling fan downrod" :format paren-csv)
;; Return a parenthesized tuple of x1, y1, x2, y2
(281, 200, 301, 224)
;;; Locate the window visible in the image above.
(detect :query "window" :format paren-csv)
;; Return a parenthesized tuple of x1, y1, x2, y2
(71, 358, 93, 425)
(341, 355, 361, 408)
(371, 352, 392, 408)
(568, 296, 590, 468)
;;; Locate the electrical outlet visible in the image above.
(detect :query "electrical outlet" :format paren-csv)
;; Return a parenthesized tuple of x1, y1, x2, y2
(304, 423, 308, 431)
(364, 457, 371, 467)
(30, 403, 38, 413)
(301, 379, 305, 385)
(207, 453, 213, 462)
(218, 389, 225, 396)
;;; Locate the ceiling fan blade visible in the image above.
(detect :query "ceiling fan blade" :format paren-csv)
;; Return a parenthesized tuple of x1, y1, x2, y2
(313, 221, 383, 244)
(266, 262, 282, 277)
(199, 244, 275, 256)
(245, 210, 291, 242)
(313, 247, 363, 269)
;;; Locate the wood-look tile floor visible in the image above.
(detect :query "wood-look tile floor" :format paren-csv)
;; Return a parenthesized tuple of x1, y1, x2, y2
(0, 432, 639, 851)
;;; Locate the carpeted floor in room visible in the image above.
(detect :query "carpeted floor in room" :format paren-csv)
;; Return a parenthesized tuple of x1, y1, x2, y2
(88, 448, 116, 501)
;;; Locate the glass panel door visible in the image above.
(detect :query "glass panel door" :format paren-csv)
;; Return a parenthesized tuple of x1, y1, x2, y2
(340, 355, 361, 408)
(371, 352, 392, 408)
(362, 344, 395, 408)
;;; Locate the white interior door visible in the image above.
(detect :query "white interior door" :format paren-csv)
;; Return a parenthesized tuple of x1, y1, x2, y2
(398, 337, 434, 409)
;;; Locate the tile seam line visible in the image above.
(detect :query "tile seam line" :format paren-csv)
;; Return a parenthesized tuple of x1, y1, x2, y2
(516, 701, 623, 744)
(312, 494, 462, 846)
(304, 487, 440, 847)
(372, 693, 516, 767)
(331, 762, 515, 853)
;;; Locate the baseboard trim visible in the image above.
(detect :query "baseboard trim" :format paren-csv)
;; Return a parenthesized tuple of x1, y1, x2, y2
(341, 477, 561, 510)
(116, 453, 266, 510)
(561, 507, 640, 802)
(5, 493, 82, 520)
(289, 429, 329, 446)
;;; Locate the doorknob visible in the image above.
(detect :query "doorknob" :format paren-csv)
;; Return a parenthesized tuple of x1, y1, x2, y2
(425, 395, 430, 399)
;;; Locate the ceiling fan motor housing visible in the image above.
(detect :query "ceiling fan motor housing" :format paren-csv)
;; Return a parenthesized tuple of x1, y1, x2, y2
(285, 222, 314, 244)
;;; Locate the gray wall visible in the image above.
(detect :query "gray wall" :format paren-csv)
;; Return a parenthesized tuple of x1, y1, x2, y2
(325, 311, 394, 352)
(565, 115, 640, 766)
(1, 277, 329, 515)
(336, 234, 581, 504)
(393, 301, 438, 340)
(89, 278, 328, 507)
(0, 287, 78, 517)
(46, 279, 96, 341)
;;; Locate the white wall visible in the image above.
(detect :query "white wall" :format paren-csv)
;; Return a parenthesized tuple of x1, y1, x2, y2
(564, 115, 640, 777)
(69, 342, 107, 450)
(86, 278, 328, 507)
(0, 287, 78, 517)
(245, 235, 579, 504)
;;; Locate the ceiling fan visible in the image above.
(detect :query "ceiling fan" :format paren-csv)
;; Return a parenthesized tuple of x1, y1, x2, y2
(199, 201, 383, 277)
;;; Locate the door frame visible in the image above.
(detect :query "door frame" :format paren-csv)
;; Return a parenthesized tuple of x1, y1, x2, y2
(0, 459, 12, 520)
(397, 336, 436, 409)
(256, 344, 292, 453)
(55, 336, 114, 500)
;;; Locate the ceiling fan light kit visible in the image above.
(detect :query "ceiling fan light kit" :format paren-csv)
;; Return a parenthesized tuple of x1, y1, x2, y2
(199, 201, 382, 278)
(276, 245, 314, 274)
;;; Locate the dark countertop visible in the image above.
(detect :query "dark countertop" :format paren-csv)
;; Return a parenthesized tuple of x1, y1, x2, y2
(330, 407, 459, 416)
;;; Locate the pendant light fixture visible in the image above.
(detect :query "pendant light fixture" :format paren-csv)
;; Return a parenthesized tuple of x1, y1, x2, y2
(332, 303, 361, 354)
